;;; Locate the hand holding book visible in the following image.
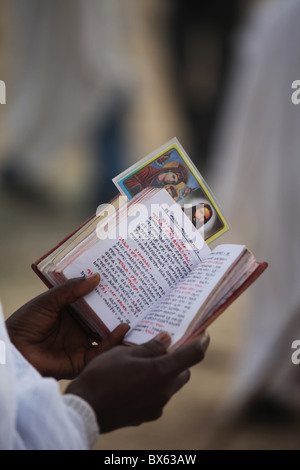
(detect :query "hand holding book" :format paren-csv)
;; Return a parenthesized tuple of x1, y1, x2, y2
(6, 270, 210, 433)
(32, 137, 268, 351)
(6, 274, 129, 379)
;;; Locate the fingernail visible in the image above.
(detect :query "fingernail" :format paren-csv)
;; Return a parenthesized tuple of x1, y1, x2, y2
(121, 323, 131, 332)
(85, 272, 100, 280)
(198, 331, 210, 349)
(156, 331, 171, 347)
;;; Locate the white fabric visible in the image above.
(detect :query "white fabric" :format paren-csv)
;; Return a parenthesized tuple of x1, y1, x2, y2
(0, 302, 99, 449)
(209, 0, 300, 410)
(1, 0, 136, 183)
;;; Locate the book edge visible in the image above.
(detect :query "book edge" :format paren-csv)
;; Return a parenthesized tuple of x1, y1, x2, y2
(169, 261, 268, 351)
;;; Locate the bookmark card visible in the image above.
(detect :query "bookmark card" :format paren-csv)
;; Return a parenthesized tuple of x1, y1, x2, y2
(113, 138, 229, 244)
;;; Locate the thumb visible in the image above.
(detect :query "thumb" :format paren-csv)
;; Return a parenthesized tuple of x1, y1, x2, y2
(131, 332, 172, 358)
(36, 273, 100, 312)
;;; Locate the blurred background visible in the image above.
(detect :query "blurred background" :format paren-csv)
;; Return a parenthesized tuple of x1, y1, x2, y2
(1, 0, 300, 449)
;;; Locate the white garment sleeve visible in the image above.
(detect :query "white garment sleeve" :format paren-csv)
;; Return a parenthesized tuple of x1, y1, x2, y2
(0, 303, 99, 449)
(62, 394, 99, 448)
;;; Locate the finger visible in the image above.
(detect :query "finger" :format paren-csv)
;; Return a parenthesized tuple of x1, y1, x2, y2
(36, 274, 100, 311)
(86, 324, 130, 361)
(168, 369, 191, 396)
(139, 370, 191, 423)
(158, 332, 210, 375)
(64, 304, 103, 342)
(131, 332, 172, 358)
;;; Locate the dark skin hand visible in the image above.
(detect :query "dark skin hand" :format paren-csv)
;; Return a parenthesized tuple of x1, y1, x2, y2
(5, 272, 210, 433)
(6, 274, 129, 380)
(66, 331, 210, 433)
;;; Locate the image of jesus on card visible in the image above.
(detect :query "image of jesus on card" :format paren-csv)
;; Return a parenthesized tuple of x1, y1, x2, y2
(113, 138, 230, 244)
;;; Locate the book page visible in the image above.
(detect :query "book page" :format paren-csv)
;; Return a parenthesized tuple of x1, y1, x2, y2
(37, 194, 127, 273)
(63, 189, 211, 331)
(124, 245, 247, 347)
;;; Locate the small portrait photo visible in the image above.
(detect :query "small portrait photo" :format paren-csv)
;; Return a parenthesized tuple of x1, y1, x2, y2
(180, 188, 226, 243)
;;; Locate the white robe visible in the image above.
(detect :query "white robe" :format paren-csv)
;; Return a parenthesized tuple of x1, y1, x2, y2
(1, 0, 136, 184)
(0, 302, 98, 449)
(209, 0, 300, 411)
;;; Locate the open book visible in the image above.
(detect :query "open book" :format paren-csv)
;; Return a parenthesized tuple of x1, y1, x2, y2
(32, 188, 267, 351)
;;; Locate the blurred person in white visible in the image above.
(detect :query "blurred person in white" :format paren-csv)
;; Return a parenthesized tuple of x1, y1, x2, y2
(209, 0, 300, 422)
(1, 0, 137, 205)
